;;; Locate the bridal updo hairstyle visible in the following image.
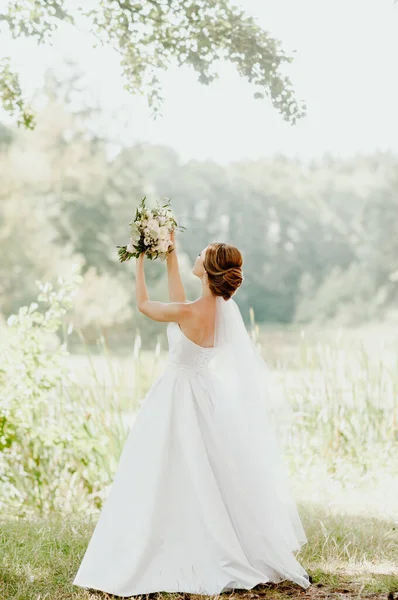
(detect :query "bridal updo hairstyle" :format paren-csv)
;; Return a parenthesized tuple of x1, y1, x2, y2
(203, 242, 244, 300)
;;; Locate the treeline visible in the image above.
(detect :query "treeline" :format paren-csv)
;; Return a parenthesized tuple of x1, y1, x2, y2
(0, 71, 397, 348)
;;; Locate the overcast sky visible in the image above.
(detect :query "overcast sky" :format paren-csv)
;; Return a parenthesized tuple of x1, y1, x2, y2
(1, 0, 397, 163)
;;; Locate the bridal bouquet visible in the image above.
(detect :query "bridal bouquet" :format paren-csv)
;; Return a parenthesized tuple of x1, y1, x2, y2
(116, 197, 184, 262)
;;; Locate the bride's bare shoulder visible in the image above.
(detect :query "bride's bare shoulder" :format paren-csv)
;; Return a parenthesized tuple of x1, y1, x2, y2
(185, 296, 216, 310)
(181, 296, 216, 324)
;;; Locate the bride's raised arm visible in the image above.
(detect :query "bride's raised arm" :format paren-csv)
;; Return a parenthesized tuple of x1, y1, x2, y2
(135, 250, 190, 323)
(166, 230, 187, 303)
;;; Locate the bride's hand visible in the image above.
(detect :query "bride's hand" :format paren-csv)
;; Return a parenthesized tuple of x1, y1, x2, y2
(169, 229, 176, 252)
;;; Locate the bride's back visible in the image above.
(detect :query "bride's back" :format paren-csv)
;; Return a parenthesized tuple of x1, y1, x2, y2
(179, 296, 217, 349)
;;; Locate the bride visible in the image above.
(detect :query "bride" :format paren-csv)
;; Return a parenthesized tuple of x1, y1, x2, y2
(73, 231, 311, 596)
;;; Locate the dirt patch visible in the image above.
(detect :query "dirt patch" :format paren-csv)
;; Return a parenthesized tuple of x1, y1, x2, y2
(232, 581, 398, 600)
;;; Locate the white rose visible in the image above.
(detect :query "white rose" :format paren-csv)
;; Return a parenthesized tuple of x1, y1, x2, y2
(158, 226, 169, 239)
(158, 240, 169, 253)
(146, 218, 159, 231)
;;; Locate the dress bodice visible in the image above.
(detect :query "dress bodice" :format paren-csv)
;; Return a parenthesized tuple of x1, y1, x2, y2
(166, 321, 218, 375)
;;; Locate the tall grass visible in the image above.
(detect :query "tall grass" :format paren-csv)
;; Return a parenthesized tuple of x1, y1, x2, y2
(283, 338, 398, 473)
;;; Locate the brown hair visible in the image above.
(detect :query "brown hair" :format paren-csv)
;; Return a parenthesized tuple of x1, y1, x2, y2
(203, 242, 244, 300)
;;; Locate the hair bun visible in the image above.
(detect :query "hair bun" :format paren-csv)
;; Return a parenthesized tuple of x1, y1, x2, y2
(203, 243, 244, 300)
(221, 267, 243, 299)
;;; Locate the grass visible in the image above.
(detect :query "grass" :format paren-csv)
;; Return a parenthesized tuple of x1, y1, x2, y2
(1, 503, 397, 600)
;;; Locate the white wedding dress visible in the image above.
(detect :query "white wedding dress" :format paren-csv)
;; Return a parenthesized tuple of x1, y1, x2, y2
(73, 297, 311, 596)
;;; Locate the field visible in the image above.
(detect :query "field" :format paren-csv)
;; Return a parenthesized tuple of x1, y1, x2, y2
(1, 323, 397, 599)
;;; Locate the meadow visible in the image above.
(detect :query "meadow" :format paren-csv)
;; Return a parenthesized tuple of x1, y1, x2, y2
(0, 277, 397, 599)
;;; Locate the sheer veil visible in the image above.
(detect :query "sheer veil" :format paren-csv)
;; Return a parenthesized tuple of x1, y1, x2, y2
(212, 294, 294, 450)
(209, 295, 308, 554)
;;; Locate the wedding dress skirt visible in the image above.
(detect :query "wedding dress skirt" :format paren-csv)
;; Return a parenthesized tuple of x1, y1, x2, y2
(73, 321, 310, 596)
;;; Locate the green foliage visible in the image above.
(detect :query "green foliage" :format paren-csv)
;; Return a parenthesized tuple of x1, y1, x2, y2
(0, 265, 130, 517)
(0, 261, 165, 517)
(0, 57, 35, 129)
(0, 266, 79, 514)
(2, 0, 73, 42)
(0, 0, 305, 127)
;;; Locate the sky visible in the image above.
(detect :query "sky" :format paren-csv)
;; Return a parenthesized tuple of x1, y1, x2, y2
(1, 0, 398, 164)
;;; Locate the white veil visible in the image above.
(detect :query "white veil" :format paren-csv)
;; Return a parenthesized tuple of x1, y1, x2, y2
(212, 294, 294, 452)
(209, 295, 308, 557)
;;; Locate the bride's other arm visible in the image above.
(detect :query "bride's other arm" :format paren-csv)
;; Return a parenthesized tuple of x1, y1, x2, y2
(135, 252, 190, 323)
(166, 230, 186, 303)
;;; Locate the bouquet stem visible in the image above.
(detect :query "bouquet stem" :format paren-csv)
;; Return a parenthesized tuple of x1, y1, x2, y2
(116, 245, 135, 262)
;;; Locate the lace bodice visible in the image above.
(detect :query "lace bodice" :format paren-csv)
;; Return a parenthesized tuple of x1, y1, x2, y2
(166, 321, 218, 375)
